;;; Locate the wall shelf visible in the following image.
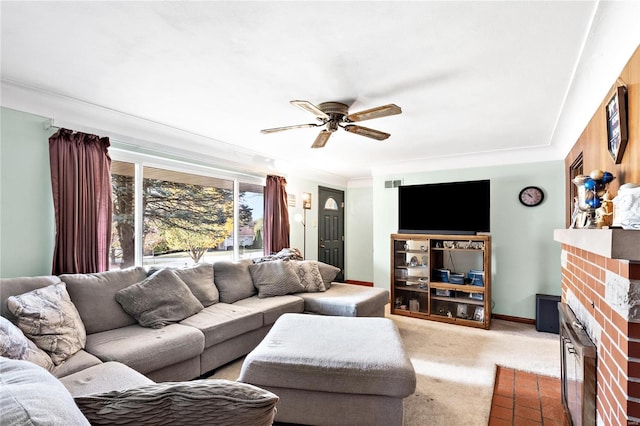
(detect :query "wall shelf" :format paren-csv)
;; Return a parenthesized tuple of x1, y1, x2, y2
(390, 233, 491, 329)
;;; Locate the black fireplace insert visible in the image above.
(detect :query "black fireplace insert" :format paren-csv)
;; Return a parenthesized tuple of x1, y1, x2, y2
(559, 302, 596, 426)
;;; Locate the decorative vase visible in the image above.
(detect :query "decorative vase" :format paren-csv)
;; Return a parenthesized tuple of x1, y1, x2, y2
(571, 170, 616, 229)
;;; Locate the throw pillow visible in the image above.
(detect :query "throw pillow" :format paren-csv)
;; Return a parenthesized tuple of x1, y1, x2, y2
(248, 260, 305, 298)
(115, 269, 204, 329)
(0, 317, 54, 372)
(0, 357, 90, 426)
(6, 283, 86, 365)
(213, 260, 257, 303)
(317, 261, 341, 289)
(74, 379, 278, 426)
(148, 263, 218, 307)
(290, 260, 326, 292)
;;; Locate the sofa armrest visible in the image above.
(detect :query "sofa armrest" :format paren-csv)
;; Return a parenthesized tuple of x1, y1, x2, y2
(74, 379, 278, 426)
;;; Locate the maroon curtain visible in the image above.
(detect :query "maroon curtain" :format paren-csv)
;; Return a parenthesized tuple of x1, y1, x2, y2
(49, 129, 112, 274)
(264, 175, 290, 255)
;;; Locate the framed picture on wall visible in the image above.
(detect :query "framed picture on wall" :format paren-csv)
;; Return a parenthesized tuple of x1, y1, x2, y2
(606, 86, 628, 164)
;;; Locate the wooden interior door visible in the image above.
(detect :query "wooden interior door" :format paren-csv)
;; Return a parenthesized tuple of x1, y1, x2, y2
(317, 186, 344, 282)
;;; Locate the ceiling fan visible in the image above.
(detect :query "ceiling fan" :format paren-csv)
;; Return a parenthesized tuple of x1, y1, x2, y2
(260, 100, 402, 148)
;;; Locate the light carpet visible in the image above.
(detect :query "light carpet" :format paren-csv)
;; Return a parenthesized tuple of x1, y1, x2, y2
(209, 310, 560, 425)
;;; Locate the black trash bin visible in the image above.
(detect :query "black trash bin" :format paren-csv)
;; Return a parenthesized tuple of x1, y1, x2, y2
(535, 293, 561, 334)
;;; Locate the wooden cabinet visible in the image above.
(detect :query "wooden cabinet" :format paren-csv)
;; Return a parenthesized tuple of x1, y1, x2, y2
(390, 233, 491, 329)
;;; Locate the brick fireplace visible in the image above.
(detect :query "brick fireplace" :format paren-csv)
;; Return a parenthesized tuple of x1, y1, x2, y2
(555, 229, 640, 426)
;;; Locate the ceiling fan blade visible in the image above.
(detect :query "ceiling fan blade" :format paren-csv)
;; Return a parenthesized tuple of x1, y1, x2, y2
(346, 104, 402, 122)
(311, 130, 332, 148)
(290, 100, 329, 120)
(343, 125, 390, 141)
(260, 123, 320, 134)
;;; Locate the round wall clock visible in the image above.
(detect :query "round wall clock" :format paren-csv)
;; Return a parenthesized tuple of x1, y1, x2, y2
(519, 186, 544, 207)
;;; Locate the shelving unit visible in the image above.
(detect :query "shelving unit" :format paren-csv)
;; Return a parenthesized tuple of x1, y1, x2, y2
(390, 233, 491, 329)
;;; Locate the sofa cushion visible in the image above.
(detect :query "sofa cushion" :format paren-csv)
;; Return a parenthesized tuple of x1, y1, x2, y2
(297, 283, 390, 317)
(180, 303, 263, 347)
(116, 269, 204, 329)
(61, 266, 147, 334)
(74, 379, 278, 426)
(52, 349, 103, 379)
(290, 260, 326, 292)
(248, 260, 305, 298)
(317, 261, 341, 289)
(61, 361, 154, 397)
(213, 260, 256, 303)
(0, 316, 54, 372)
(0, 356, 90, 426)
(85, 323, 204, 375)
(234, 295, 305, 325)
(7, 282, 86, 365)
(149, 263, 219, 307)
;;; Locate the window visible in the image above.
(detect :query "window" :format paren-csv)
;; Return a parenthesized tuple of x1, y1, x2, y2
(110, 158, 264, 270)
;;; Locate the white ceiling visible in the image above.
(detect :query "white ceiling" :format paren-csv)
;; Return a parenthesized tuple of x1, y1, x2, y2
(2, 1, 639, 185)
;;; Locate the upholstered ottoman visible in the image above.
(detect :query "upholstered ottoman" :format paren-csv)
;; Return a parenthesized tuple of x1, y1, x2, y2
(238, 313, 416, 426)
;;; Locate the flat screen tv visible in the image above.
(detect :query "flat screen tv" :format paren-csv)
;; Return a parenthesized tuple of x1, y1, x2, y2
(398, 179, 490, 235)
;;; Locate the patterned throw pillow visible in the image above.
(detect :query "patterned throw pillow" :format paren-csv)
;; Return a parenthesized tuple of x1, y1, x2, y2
(290, 261, 326, 293)
(7, 283, 86, 365)
(248, 260, 305, 298)
(0, 316, 54, 372)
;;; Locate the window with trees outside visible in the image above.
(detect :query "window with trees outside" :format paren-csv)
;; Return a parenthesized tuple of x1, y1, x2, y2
(110, 159, 264, 270)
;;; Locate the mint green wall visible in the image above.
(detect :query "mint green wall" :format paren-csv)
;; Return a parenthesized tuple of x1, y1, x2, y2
(1, 107, 565, 319)
(372, 162, 565, 319)
(345, 185, 374, 283)
(1, 108, 56, 277)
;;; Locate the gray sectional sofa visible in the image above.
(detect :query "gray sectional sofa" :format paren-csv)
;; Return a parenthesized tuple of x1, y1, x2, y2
(1, 259, 390, 388)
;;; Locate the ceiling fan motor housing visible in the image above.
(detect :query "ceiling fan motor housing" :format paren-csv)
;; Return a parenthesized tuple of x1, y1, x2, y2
(318, 102, 349, 116)
(318, 102, 349, 132)
(260, 99, 400, 147)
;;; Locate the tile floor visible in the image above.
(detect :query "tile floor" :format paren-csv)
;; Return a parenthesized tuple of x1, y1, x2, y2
(489, 366, 570, 426)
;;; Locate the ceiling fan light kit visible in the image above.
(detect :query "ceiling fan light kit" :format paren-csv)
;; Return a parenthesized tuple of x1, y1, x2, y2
(261, 100, 402, 148)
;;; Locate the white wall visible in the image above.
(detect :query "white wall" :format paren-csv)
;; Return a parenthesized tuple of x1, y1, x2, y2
(372, 161, 565, 319)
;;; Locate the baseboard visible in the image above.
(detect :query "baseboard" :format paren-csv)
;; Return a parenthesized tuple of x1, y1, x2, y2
(491, 313, 535, 325)
(345, 280, 374, 287)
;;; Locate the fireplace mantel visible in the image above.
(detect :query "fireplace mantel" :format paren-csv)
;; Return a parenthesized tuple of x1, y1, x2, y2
(553, 228, 640, 261)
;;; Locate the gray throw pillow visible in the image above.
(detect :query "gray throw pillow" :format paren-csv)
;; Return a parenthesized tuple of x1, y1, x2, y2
(61, 266, 147, 334)
(0, 316, 54, 372)
(248, 260, 305, 298)
(7, 283, 86, 365)
(0, 357, 90, 426)
(74, 379, 278, 426)
(149, 263, 218, 307)
(290, 260, 326, 293)
(213, 260, 257, 303)
(317, 261, 341, 289)
(115, 269, 204, 329)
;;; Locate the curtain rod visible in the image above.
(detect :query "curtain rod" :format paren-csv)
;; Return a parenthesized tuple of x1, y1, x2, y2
(43, 118, 60, 131)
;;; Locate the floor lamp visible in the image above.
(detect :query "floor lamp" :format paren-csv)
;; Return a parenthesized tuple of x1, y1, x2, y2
(295, 192, 312, 259)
